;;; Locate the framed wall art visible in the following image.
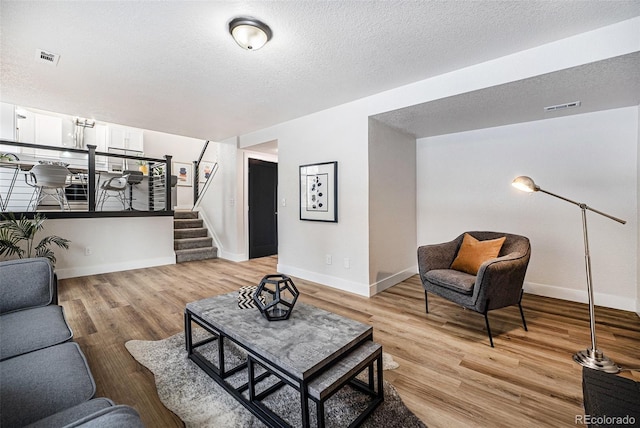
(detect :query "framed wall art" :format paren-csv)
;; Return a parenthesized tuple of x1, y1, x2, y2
(173, 161, 192, 187)
(299, 161, 338, 222)
(199, 161, 216, 183)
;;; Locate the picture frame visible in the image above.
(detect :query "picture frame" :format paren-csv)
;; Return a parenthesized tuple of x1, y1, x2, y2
(199, 161, 216, 184)
(173, 161, 192, 187)
(299, 161, 338, 222)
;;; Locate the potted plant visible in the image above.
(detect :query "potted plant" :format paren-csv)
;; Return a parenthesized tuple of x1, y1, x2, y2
(0, 213, 70, 267)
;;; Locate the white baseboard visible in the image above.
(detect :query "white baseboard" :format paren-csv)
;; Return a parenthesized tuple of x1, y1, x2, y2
(277, 263, 369, 297)
(56, 256, 176, 280)
(369, 267, 417, 296)
(218, 251, 247, 262)
(524, 281, 637, 312)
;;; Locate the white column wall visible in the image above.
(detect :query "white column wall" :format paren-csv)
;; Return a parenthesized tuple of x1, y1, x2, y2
(368, 119, 417, 295)
(637, 106, 640, 316)
(416, 107, 638, 311)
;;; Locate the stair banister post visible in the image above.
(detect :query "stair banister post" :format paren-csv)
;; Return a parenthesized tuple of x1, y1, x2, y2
(192, 160, 198, 208)
(165, 155, 172, 212)
(87, 144, 97, 212)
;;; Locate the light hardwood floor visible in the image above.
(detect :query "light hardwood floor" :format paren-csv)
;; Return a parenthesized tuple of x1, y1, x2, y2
(58, 256, 640, 427)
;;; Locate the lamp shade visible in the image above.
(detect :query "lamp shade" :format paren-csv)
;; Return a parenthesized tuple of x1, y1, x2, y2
(512, 176, 539, 193)
(229, 17, 272, 50)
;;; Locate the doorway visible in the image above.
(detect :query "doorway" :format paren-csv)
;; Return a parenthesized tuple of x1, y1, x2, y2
(248, 158, 278, 259)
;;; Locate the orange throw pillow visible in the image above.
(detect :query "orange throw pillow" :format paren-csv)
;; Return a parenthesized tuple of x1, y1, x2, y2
(450, 233, 506, 275)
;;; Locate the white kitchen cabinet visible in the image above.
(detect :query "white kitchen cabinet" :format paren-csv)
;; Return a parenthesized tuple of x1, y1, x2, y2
(108, 126, 144, 153)
(10, 110, 61, 158)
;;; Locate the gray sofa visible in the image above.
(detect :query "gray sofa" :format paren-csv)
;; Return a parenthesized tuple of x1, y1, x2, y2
(0, 258, 144, 427)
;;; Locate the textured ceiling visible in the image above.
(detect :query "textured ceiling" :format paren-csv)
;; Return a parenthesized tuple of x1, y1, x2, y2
(1, 1, 639, 142)
(373, 53, 640, 138)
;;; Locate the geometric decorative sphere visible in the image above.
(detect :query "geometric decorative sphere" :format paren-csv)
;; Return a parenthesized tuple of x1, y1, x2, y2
(253, 274, 299, 321)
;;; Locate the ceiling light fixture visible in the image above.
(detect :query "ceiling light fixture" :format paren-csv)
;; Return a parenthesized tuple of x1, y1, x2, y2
(229, 17, 272, 51)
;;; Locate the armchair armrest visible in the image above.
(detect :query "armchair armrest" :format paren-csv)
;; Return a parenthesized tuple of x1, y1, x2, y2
(417, 235, 463, 275)
(0, 258, 55, 314)
(475, 250, 530, 311)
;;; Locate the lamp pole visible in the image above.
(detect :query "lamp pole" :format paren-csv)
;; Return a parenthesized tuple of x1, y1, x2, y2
(513, 177, 625, 373)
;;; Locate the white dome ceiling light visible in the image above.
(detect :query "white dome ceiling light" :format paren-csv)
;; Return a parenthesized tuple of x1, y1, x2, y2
(228, 17, 272, 51)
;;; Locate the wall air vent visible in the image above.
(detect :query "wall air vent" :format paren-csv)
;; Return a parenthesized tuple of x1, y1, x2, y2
(34, 49, 60, 66)
(544, 101, 581, 112)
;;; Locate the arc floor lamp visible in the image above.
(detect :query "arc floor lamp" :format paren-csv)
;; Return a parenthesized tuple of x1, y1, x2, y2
(512, 176, 626, 373)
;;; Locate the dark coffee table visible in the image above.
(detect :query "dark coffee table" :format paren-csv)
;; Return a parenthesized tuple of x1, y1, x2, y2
(185, 292, 383, 427)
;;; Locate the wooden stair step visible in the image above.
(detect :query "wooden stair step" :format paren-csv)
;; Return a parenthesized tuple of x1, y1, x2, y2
(174, 210, 199, 220)
(174, 237, 213, 250)
(174, 218, 203, 229)
(175, 247, 218, 263)
(174, 228, 208, 239)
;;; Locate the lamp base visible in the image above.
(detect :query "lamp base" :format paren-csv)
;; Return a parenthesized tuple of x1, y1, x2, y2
(573, 348, 620, 373)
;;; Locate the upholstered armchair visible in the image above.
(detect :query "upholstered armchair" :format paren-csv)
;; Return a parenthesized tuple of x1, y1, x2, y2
(417, 231, 531, 347)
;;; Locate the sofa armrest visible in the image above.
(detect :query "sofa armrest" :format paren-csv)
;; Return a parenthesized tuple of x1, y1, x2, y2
(417, 236, 462, 276)
(0, 258, 55, 314)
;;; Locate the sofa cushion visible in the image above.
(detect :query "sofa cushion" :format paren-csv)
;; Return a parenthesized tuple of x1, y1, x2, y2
(0, 258, 54, 314)
(25, 398, 115, 428)
(64, 405, 145, 428)
(424, 269, 476, 295)
(0, 305, 73, 361)
(0, 342, 96, 428)
(450, 233, 505, 275)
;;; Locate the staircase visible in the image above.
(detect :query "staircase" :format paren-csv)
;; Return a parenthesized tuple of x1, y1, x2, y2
(174, 210, 218, 263)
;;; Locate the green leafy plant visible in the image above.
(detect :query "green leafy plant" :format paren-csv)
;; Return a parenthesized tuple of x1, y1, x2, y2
(0, 213, 70, 267)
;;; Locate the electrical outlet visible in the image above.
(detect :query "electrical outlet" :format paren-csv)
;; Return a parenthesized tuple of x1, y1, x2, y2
(281, 198, 287, 207)
(325, 255, 332, 265)
(84, 246, 92, 256)
(343, 258, 350, 269)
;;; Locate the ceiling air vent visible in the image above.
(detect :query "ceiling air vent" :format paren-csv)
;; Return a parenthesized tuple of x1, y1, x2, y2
(34, 48, 60, 66)
(544, 101, 581, 112)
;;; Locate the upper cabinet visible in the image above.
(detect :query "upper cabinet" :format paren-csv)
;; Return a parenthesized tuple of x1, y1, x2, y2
(107, 126, 144, 153)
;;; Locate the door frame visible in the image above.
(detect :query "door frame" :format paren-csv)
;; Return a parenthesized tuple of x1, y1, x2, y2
(243, 150, 278, 260)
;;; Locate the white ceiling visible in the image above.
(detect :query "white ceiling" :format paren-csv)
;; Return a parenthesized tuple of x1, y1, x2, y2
(373, 52, 640, 138)
(1, 1, 639, 142)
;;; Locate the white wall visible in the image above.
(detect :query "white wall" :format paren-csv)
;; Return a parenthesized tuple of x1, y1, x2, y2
(195, 137, 246, 261)
(44, 216, 175, 279)
(416, 107, 638, 311)
(239, 105, 372, 295)
(368, 119, 417, 295)
(143, 129, 210, 209)
(637, 106, 640, 316)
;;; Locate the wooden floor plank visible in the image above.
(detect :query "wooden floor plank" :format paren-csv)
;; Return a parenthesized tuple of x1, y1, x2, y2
(58, 256, 640, 427)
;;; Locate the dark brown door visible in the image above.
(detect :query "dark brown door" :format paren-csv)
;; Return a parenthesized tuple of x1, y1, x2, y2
(248, 159, 278, 259)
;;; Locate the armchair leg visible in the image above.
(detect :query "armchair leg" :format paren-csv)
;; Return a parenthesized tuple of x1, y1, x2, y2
(424, 290, 429, 314)
(518, 290, 528, 332)
(483, 310, 494, 348)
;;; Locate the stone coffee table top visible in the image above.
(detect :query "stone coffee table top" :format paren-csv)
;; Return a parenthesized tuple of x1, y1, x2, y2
(186, 292, 373, 380)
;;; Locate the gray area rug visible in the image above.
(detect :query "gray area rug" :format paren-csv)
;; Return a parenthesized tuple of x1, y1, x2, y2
(126, 330, 425, 427)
